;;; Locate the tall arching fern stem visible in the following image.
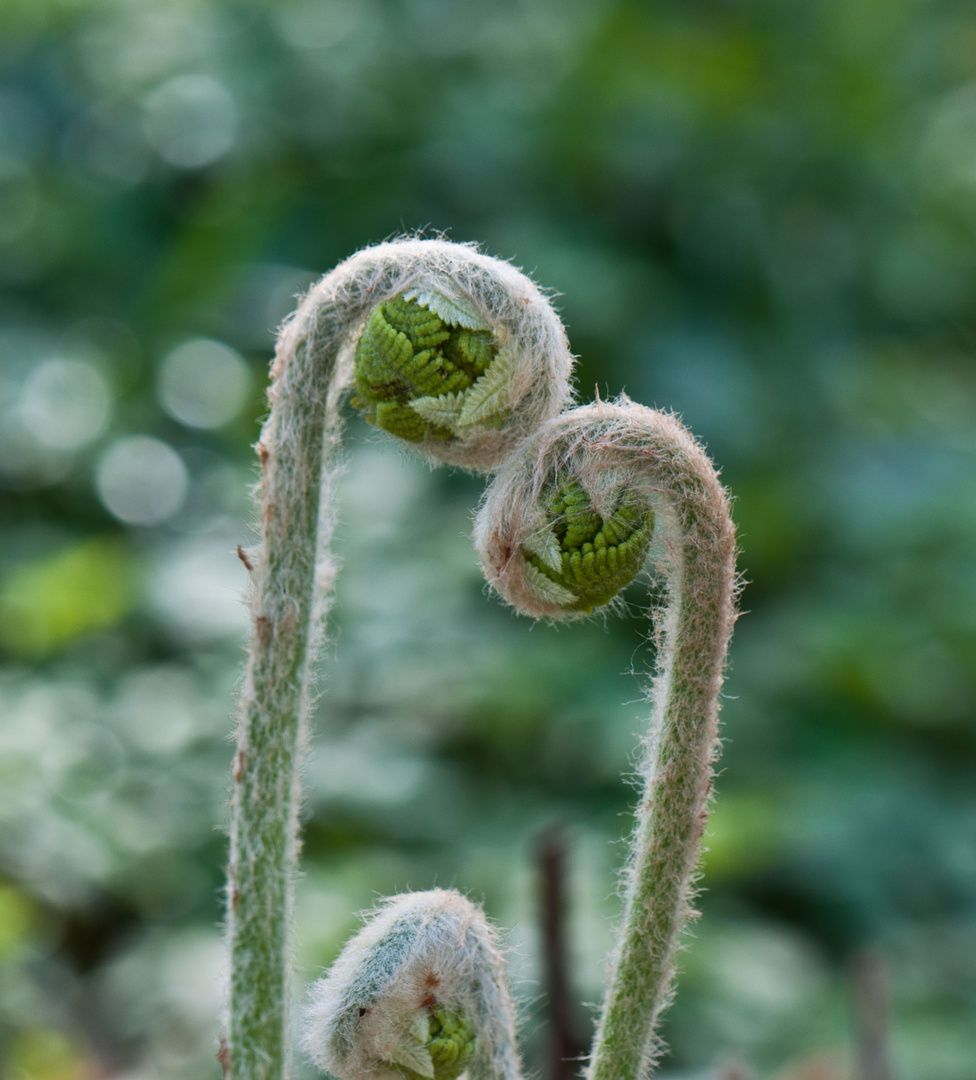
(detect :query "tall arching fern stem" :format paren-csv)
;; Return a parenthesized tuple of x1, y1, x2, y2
(223, 238, 574, 1080)
(475, 399, 738, 1078)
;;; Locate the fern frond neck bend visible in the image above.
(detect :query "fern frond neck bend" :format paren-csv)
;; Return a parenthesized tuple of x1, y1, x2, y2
(276, 238, 576, 471)
(302, 890, 523, 1080)
(475, 398, 737, 1078)
(225, 239, 574, 1080)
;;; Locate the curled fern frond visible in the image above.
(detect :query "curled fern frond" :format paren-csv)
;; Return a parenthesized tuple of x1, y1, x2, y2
(475, 397, 738, 1080)
(269, 237, 575, 470)
(351, 294, 507, 443)
(226, 238, 573, 1080)
(474, 405, 663, 620)
(303, 890, 521, 1080)
(521, 477, 654, 613)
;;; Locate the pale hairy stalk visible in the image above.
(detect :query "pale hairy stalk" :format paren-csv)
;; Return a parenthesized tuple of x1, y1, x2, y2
(475, 398, 737, 1080)
(225, 238, 573, 1080)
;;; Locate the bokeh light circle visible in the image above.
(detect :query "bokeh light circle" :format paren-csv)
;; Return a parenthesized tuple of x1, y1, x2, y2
(157, 338, 250, 429)
(19, 358, 111, 450)
(96, 436, 188, 525)
(142, 74, 237, 168)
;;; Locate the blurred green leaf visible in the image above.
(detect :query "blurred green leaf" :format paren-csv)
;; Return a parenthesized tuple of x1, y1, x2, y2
(0, 538, 133, 658)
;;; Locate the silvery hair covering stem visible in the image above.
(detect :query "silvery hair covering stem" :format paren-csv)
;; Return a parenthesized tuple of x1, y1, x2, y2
(475, 398, 737, 1079)
(225, 239, 574, 1080)
(303, 889, 523, 1080)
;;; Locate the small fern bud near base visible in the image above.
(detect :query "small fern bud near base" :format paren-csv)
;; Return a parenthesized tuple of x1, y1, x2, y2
(303, 890, 521, 1080)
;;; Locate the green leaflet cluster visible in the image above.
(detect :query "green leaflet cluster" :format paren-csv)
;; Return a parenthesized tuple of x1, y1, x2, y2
(391, 1005, 476, 1080)
(523, 479, 654, 613)
(352, 292, 513, 442)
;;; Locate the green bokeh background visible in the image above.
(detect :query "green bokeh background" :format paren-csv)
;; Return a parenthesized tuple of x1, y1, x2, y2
(1, 1, 974, 1078)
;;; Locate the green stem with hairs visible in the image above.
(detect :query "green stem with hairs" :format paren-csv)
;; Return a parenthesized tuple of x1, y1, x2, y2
(586, 409, 737, 1080)
(225, 291, 344, 1080)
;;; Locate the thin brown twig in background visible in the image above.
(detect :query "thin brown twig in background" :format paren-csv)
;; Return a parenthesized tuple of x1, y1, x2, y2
(538, 827, 587, 1080)
(853, 948, 891, 1080)
(716, 1058, 753, 1080)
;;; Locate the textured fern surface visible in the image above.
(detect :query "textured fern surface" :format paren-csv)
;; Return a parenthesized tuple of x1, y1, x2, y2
(303, 889, 519, 1080)
(523, 479, 654, 612)
(352, 294, 507, 443)
(393, 1005, 476, 1080)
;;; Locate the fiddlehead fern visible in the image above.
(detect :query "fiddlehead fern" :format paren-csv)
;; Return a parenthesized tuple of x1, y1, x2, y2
(519, 476, 654, 614)
(303, 890, 520, 1080)
(271, 238, 575, 470)
(225, 239, 573, 1080)
(475, 397, 737, 1078)
(351, 293, 508, 443)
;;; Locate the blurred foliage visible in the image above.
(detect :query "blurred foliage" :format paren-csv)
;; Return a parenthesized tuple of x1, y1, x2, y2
(0, 0, 974, 1078)
(0, 537, 134, 657)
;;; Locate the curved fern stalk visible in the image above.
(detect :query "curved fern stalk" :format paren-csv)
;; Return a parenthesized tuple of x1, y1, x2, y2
(475, 397, 738, 1080)
(225, 238, 574, 1080)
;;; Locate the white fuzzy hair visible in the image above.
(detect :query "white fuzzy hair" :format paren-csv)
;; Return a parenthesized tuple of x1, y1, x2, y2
(302, 890, 522, 1080)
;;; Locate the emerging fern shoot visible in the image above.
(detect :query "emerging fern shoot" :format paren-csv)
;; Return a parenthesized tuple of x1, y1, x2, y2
(303, 890, 521, 1080)
(224, 238, 574, 1080)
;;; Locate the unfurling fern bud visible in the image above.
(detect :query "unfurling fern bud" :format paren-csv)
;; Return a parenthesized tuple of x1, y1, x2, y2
(275, 238, 575, 471)
(302, 890, 522, 1080)
(225, 238, 569, 1080)
(474, 400, 658, 619)
(351, 293, 504, 444)
(477, 397, 738, 1080)
(520, 476, 653, 614)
